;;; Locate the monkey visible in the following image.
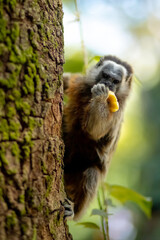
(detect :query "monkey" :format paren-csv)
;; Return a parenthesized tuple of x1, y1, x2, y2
(62, 55, 133, 220)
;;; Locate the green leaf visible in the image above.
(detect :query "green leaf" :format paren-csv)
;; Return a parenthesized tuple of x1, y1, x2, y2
(105, 183, 152, 218)
(91, 209, 111, 218)
(88, 56, 101, 64)
(133, 75, 142, 86)
(76, 222, 100, 230)
(104, 198, 115, 208)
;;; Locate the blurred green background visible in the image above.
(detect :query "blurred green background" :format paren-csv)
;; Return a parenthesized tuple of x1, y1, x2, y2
(62, 0, 160, 239)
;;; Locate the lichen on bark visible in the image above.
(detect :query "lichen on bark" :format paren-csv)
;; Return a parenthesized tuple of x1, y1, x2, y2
(0, 0, 71, 239)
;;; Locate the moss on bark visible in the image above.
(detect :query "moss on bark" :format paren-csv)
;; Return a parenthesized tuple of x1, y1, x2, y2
(0, 0, 71, 239)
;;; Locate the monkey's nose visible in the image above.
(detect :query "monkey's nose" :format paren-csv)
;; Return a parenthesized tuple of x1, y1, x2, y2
(105, 82, 114, 91)
(109, 85, 115, 92)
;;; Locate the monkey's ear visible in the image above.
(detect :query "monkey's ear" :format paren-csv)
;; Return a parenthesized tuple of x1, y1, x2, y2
(96, 57, 103, 67)
(126, 73, 133, 86)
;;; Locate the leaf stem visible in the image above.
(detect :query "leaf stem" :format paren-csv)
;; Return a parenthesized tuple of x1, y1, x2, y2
(97, 190, 107, 240)
(74, 0, 88, 73)
(101, 185, 110, 240)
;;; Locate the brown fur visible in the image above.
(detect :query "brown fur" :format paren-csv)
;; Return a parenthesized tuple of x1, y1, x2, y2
(63, 56, 133, 220)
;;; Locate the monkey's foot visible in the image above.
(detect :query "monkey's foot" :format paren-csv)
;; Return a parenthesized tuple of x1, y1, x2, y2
(63, 199, 74, 220)
(91, 83, 109, 97)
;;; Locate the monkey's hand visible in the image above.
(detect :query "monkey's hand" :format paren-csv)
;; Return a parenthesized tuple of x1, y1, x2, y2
(91, 83, 109, 98)
(82, 83, 110, 140)
(63, 198, 74, 220)
(91, 84, 119, 113)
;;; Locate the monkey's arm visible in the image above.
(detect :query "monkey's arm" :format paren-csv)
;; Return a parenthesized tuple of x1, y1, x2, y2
(82, 83, 111, 140)
(63, 73, 83, 92)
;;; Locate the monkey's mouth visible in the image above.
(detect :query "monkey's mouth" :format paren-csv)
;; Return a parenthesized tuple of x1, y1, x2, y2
(105, 83, 116, 93)
(99, 79, 116, 93)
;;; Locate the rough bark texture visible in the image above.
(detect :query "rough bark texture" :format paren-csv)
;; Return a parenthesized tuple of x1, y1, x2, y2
(0, 0, 72, 239)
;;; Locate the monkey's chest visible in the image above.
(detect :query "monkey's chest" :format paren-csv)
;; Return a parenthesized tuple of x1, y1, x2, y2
(64, 139, 106, 174)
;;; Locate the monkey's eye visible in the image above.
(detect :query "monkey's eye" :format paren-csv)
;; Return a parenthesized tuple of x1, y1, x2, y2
(113, 79, 120, 84)
(102, 72, 110, 78)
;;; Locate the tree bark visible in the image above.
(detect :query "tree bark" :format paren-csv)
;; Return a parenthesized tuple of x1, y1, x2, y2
(0, 0, 72, 239)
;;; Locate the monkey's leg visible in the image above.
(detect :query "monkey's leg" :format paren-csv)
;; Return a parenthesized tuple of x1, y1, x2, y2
(82, 83, 110, 140)
(73, 167, 99, 220)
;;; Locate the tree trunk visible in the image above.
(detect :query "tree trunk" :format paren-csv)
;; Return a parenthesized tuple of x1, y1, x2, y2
(0, 0, 72, 239)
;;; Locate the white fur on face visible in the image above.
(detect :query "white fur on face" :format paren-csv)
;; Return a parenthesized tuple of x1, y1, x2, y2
(86, 60, 128, 84)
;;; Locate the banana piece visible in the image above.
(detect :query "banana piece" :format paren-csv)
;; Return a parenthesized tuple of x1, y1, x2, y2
(107, 91, 119, 112)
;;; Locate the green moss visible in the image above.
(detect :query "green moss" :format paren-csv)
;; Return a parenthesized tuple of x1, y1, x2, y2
(6, 211, 17, 230)
(24, 74, 35, 95)
(19, 194, 25, 204)
(9, 68, 20, 88)
(25, 188, 34, 207)
(6, 105, 16, 118)
(11, 22, 19, 43)
(22, 130, 33, 159)
(38, 118, 43, 127)
(6, 168, 17, 175)
(24, 131, 32, 143)
(13, 89, 21, 98)
(43, 82, 49, 98)
(7, 94, 14, 101)
(28, 29, 34, 41)
(57, 74, 62, 88)
(25, 47, 34, 59)
(27, 66, 34, 78)
(0, 173, 5, 186)
(5, 0, 17, 10)
(9, 119, 21, 140)
(0, 154, 8, 165)
(0, 0, 3, 18)
(5, 37, 12, 51)
(22, 86, 28, 95)
(7, 89, 21, 101)
(46, 28, 51, 40)
(45, 175, 54, 197)
(22, 116, 29, 125)
(11, 142, 20, 159)
(0, 18, 7, 42)
(32, 225, 37, 240)
(0, 144, 8, 165)
(0, 118, 9, 140)
(9, 47, 26, 64)
(28, 62, 36, 74)
(0, 78, 9, 88)
(54, 40, 58, 49)
(15, 100, 31, 116)
(0, 43, 8, 57)
(0, 188, 3, 199)
(41, 161, 47, 174)
(22, 145, 30, 158)
(29, 117, 36, 130)
(45, 207, 49, 217)
(0, 89, 5, 106)
(35, 75, 40, 90)
(37, 198, 44, 212)
(20, 207, 26, 216)
(0, 66, 21, 89)
(21, 223, 27, 234)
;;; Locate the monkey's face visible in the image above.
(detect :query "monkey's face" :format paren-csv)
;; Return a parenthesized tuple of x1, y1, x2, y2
(95, 61, 127, 94)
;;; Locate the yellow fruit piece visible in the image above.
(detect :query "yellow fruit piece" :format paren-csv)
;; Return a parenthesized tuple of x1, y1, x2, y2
(107, 91, 119, 112)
